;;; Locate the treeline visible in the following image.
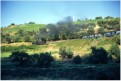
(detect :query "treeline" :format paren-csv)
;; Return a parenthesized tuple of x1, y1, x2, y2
(1, 16, 120, 44)
(33, 16, 120, 45)
(1, 30, 36, 43)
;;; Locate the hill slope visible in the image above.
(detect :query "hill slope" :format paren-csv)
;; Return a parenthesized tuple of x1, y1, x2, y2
(1, 37, 114, 59)
(1, 24, 45, 34)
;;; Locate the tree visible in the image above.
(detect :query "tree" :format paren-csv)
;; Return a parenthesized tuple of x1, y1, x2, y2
(98, 27, 105, 34)
(66, 51, 73, 59)
(37, 52, 54, 67)
(24, 35, 31, 42)
(59, 47, 73, 59)
(41, 38, 46, 44)
(14, 35, 21, 42)
(95, 16, 103, 20)
(32, 37, 46, 45)
(28, 22, 35, 24)
(105, 16, 113, 19)
(11, 23, 15, 25)
(34, 28, 47, 44)
(30, 54, 39, 64)
(88, 23, 95, 28)
(111, 35, 120, 45)
(18, 29, 25, 36)
(114, 24, 120, 31)
(89, 47, 108, 64)
(64, 16, 73, 23)
(10, 51, 30, 66)
(5, 36, 11, 44)
(87, 27, 95, 35)
(109, 43, 120, 63)
(72, 55, 82, 64)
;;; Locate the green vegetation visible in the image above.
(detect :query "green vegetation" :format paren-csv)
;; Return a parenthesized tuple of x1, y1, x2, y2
(1, 36, 118, 58)
(1, 16, 120, 80)
(72, 55, 82, 64)
(1, 16, 120, 44)
(59, 47, 73, 59)
(1, 45, 39, 53)
(37, 52, 54, 67)
(10, 51, 30, 66)
(89, 47, 108, 64)
(109, 43, 120, 63)
(111, 35, 120, 45)
(1, 24, 45, 33)
(1, 50, 120, 80)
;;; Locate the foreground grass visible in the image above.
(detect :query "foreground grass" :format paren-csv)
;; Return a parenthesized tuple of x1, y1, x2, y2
(1, 61, 120, 80)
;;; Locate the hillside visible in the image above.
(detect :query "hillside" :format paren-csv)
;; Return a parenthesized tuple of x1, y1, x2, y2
(1, 17, 120, 59)
(1, 19, 98, 34)
(1, 24, 45, 34)
(1, 37, 114, 59)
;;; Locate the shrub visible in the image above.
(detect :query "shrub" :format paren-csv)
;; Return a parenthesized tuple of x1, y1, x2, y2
(98, 27, 105, 34)
(72, 55, 82, 64)
(109, 43, 120, 63)
(32, 38, 46, 45)
(87, 27, 95, 35)
(18, 29, 25, 36)
(59, 47, 73, 59)
(111, 35, 120, 45)
(30, 54, 39, 64)
(41, 38, 46, 44)
(9, 51, 30, 66)
(89, 47, 108, 64)
(5, 36, 11, 44)
(37, 52, 54, 68)
(24, 35, 31, 42)
(66, 51, 73, 59)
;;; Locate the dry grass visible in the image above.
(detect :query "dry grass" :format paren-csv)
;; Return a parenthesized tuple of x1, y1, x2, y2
(94, 24, 100, 33)
(1, 42, 32, 46)
(1, 37, 114, 59)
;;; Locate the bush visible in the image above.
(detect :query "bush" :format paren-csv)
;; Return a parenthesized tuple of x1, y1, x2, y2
(32, 38, 46, 45)
(89, 47, 108, 64)
(72, 55, 82, 64)
(59, 47, 73, 59)
(37, 52, 54, 68)
(111, 35, 120, 45)
(24, 35, 31, 42)
(10, 51, 30, 66)
(98, 27, 105, 34)
(66, 51, 73, 59)
(109, 43, 120, 63)
(5, 36, 11, 44)
(30, 54, 39, 64)
(87, 27, 95, 35)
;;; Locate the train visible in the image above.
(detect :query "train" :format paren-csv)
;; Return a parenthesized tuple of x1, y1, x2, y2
(81, 31, 120, 39)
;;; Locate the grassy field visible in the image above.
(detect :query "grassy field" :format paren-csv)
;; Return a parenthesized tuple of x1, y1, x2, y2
(1, 37, 114, 59)
(1, 24, 45, 34)
(1, 19, 99, 34)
